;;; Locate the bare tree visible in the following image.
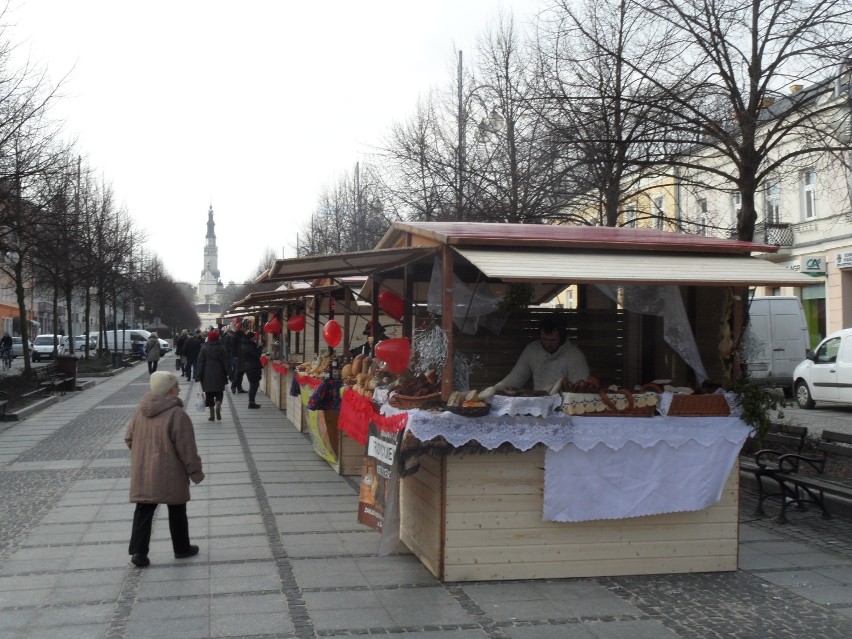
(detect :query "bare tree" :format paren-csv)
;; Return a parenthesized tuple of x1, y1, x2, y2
(534, 0, 685, 227)
(642, 0, 852, 240)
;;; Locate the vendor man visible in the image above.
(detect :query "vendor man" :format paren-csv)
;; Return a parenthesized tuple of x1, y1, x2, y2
(479, 315, 589, 399)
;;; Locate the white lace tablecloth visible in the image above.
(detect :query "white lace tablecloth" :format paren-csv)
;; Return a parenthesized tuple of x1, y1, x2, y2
(544, 416, 752, 522)
(398, 408, 574, 451)
(394, 408, 751, 454)
(489, 394, 562, 417)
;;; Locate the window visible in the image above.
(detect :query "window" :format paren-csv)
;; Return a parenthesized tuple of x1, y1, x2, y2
(652, 194, 665, 229)
(623, 203, 637, 228)
(731, 191, 742, 225)
(765, 180, 780, 224)
(697, 197, 708, 236)
(802, 169, 816, 220)
(815, 336, 840, 364)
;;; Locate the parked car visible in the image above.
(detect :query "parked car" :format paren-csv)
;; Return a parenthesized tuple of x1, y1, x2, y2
(11, 336, 31, 358)
(60, 335, 96, 354)
(793, 328, 852, 409)
(31, 334, 61, 361)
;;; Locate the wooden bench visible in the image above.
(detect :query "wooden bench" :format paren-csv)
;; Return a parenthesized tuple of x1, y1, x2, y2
(739, 424, 809, 517)
(22, 363, 69, 398)
(772, 430, 852, 523)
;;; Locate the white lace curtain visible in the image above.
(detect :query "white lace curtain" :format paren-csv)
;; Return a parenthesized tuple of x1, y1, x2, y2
(597, 285, 708, 385)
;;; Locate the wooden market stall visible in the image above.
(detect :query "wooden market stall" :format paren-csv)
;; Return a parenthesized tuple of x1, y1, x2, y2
(259, 222, 814, 582)
(227, 277, 382, 475)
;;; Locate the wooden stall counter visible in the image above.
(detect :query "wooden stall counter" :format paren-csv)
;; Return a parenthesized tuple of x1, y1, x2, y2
(396, 411, 749, 582)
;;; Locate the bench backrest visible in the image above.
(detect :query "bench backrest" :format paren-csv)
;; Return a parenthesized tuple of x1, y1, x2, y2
(818, 430, 852, 460)
(759, 425, 808, 453)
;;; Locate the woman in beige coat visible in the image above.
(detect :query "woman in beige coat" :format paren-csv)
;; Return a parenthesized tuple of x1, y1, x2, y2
(126, 371, 205, 567)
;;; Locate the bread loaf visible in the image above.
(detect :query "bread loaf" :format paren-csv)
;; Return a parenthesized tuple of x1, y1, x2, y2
(362, 356, 372, 374)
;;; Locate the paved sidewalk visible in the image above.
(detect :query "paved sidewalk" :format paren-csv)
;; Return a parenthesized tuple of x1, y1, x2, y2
(1, 362, 852, 638)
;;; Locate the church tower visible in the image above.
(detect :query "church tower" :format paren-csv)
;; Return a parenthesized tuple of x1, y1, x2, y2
(202, 205, 221, 279)
(196, 205, 224, 322)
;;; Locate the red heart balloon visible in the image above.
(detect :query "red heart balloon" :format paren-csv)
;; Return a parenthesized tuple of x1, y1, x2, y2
(264, 315, 282, 334)
(287, 314, 306, 332)
(378, 290, 404, 321)
(322, 319, 342, 347)
(374, 338, 411, 373)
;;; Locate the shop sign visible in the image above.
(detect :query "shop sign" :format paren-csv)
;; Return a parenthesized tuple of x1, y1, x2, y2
(801, 255, 826, 276)
(837, 252, 852, 269)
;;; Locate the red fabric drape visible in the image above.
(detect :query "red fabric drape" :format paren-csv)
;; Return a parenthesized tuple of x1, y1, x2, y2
(339, 389, 408, 445)
(295, 373, 322, 390)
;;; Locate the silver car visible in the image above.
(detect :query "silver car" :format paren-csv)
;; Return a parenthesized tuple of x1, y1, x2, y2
(11, 336, 31, 358)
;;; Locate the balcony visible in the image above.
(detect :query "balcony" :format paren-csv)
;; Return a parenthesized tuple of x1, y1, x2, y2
(757, 222, 793, 247)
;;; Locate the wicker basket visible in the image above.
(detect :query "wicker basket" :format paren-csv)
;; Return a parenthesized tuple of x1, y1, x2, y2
(666, 394, 730, 417)
(389, 392, 442, 410)
(445, 404, 491, 418)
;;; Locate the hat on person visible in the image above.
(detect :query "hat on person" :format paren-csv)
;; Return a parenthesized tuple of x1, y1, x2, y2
(363, 320, 387, 336)
(150, 371, 178, 396)
(207, 330, 219, 341)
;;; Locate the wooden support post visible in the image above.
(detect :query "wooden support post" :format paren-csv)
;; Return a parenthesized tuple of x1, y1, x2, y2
(441, 246, 454, 402)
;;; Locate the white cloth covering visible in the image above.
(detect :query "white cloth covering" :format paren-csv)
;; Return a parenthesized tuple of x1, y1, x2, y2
(393, 408, 751, 523)
(543, 416, 751, 522)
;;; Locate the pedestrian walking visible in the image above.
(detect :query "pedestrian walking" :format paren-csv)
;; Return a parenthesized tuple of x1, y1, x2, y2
(125, 371, 204, 568)
(144, 331, 162, 374)
(230, 326, 246, 393)
(241, 331, 263, 408)
(195, 329, 230, 421)
(183, 330, 202, 381)
(175, 329, 188, 375)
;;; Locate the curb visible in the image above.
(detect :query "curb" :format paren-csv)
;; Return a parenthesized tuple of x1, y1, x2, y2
(1, 394, 60, 423)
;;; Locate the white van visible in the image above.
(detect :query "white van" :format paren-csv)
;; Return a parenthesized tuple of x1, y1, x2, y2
(744, 296, 810, 394)
(92, 329, 151, 354)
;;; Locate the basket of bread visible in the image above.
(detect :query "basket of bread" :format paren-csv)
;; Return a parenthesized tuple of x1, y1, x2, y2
(445, 390, 490, 417)
(560, 378, 657, 417)
(387, 370, 442, 409)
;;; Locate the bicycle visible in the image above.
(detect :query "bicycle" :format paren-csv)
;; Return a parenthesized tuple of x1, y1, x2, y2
(0, 346, 12, 371)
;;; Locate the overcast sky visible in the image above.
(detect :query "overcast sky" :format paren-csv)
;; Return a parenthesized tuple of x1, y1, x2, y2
(7, 0, 536, 286)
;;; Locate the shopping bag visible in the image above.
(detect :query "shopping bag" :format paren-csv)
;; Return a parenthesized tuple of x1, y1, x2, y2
(175, 359, 181, 370)
(195, 392, 206, 412)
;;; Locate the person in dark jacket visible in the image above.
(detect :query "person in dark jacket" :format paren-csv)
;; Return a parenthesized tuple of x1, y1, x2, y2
(175, 329, 188, 375)
(195, 330, 230, 421)
(125, 371, 204, 568)
(241, 331, 263, 409)
(182, 331, 202, 381)
(230, 327, 247, 394)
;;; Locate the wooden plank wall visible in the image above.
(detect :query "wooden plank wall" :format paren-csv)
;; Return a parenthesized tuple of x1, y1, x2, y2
(336, 433, 365, 476)
(399, 451, 445, 579)
(435, 448, 739, 582)
(456, 308, 625, 390)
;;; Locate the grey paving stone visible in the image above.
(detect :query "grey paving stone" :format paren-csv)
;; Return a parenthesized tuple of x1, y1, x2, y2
(210, 611, 294, 637)
(129, 597, 211, 620)
(309, 604, 396, 631)
(125, 615, 210, 638)
(21, 623, 108, 639)
(755, 569, 844, 588)
(211, 592, 288, 615)
(210, 572, 281, 595)
(291, 557, 370, 589)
